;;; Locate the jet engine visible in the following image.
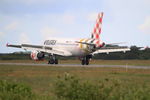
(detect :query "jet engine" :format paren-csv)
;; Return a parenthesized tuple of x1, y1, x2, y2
(99, 42, 105, 48)
(30, 51, 45, 60)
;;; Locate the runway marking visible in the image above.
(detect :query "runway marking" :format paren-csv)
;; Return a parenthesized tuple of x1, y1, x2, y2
(0, 63, 150, 69)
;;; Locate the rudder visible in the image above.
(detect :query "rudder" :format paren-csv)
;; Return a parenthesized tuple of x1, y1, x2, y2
(91, 12, 103, 40)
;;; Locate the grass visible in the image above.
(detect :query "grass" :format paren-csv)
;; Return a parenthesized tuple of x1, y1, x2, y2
(0, 59, 150, 66)
(0, 64, 150, 94)
(0, 60, 150, 99)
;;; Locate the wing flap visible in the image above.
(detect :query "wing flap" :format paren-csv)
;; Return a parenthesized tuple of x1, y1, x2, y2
(22, 44, 44, 49)
(21, 44, 72, 56)
(92, 47, 130, 55)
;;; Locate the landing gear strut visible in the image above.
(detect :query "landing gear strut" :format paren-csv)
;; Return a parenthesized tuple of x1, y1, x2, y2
(81, 55, 92, 65)
(82, 58, 89, 65)
(48, 55, 58, 64)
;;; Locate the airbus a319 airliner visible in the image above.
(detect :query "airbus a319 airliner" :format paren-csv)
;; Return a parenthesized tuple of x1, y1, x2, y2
(7, 12, 130, 65)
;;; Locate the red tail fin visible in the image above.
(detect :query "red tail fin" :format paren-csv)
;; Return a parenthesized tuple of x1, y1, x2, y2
(91, 12, 103, 40)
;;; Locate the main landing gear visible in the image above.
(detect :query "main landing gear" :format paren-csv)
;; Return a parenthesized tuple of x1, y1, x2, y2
(48, 55, 58, 64)
(81, 55, 92, 65)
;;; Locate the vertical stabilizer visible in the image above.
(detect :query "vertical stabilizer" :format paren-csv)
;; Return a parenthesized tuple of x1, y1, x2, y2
(91, 12, 104, 47)
(91, 12, 103, 39)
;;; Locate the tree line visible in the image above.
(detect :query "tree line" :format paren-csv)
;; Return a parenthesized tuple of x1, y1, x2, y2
(0, 46, 150, 60)
(94, 46, 150, 60)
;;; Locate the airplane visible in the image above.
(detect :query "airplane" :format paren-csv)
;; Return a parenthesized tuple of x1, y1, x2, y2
(7, 12, 130, 65)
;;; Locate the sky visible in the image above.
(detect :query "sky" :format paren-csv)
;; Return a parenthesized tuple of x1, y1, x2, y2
(0, 0, 150, 53)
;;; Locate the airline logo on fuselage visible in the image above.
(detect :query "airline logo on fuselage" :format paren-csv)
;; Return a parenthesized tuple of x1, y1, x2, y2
(44, 40, 57, 45)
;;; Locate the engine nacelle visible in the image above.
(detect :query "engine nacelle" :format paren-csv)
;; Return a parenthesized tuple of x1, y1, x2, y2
(30, 51, 45, 61)
(99, 42, 105, 47)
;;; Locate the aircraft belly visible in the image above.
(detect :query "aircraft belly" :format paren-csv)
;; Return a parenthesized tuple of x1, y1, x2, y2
(68, 46, 90, 57)
(56, 45, 77, 56)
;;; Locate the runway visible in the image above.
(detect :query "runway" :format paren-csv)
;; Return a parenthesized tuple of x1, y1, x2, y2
(0, 63, 150, 69)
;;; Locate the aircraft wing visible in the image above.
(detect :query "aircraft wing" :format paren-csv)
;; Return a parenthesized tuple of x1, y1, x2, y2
(6, 43, 72, 56)
(92, 46, 130, 55)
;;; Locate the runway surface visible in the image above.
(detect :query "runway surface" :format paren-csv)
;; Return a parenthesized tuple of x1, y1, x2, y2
(0, 63, 150, 69)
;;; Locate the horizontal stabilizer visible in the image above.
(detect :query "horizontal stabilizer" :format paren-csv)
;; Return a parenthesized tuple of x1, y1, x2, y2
(76, 41, 95, 46)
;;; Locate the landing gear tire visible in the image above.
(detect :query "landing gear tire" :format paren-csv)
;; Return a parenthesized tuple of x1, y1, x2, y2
(85, 59, 89, 65)
(48, 59, 54, 64)
(82, 59, 85, 65)
(54, 59, 58, 64)
(81, 57, 89, 65)
(48, 55, 58, 64)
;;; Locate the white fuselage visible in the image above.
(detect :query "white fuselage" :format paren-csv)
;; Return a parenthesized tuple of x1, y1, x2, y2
(44, 38, 92, 57)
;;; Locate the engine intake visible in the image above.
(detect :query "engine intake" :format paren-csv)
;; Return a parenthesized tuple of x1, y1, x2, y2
(30, 51, 45, 60)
